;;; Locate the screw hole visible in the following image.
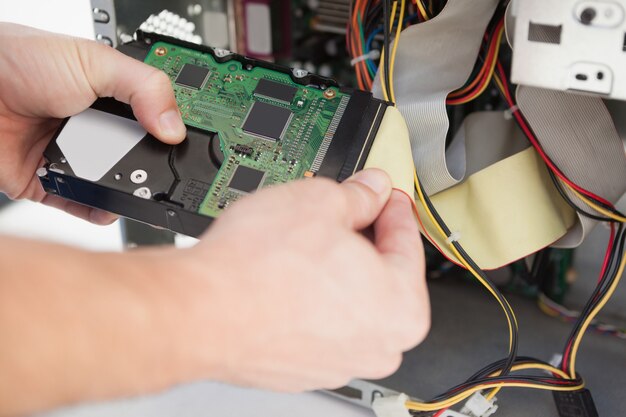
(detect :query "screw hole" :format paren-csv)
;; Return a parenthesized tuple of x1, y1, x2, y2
(580, 7, 597, 25)
(597, 72, 604, 80)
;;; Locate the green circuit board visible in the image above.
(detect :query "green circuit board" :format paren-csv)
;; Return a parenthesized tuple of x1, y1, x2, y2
(144, 41, 349, 217)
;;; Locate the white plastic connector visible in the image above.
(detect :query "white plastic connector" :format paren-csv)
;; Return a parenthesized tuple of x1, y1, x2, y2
(372, 394, 412, 417)
(549, 353, 564, 370)
(446, 231, 462, 244)
(350, 50, 381, 66)
(459, 392, 498, 417)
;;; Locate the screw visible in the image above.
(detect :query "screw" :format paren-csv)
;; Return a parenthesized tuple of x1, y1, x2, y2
(130, 169, 148, 184)
(580, 7, 596, 25)
(133, 187, 152, 199)
(293, 68, 308, 78)
(155, 47, 167, 56)
(214, 48, 232, 58)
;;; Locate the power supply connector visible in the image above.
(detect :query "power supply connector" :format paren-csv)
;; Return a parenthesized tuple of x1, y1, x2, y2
(459, 392, 498, 417)
(553, 389, 599, 417)
(372, 394, 412, 417)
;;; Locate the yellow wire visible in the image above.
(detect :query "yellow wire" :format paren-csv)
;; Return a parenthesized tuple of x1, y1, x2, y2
(389, 0, 406, 104)
(395, 6, 611, 413)
(405, 383, 585, 413)
(379, 54, 390, 102)
(414, 169, 520, 402)
(569, 253, 625, 378)
(414, 170, 518, 351)
(406, 362, 582, 412)
(493, 73, 506, 95)
(449, 26, 504, 105)
(563, 181, 626, 223)
(379, 1, 398, 103)
(416, 0, 430, 20)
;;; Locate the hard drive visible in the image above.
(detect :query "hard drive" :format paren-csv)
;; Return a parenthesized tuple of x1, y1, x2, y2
(38, 31, 392, 237)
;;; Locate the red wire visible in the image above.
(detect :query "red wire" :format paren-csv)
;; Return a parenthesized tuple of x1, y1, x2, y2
(495, 62, 616, 209)
(598, 223, 616, 285)
(433, 409, 448, 417)
(447, 21, 503, 104)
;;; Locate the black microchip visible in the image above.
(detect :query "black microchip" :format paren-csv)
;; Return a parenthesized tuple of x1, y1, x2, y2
(175, 64, 210, 89)
(242, 101, 293, 141)
(253, 78, 298, 103)
(234, 144, 254, 156)
(228, 166, 266, 193)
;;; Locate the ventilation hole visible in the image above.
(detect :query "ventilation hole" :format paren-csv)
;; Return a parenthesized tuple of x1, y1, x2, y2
(623, 33, 626, 51)
(597, 72, 604, 80)
(576, 74, 588, 81)
(528, 22, 563, 44)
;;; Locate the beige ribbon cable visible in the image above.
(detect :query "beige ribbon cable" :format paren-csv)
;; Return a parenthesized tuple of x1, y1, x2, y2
(366, 0, 582, 269)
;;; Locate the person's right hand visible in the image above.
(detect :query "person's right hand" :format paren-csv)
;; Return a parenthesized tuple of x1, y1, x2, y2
(167, 169, 430, 392)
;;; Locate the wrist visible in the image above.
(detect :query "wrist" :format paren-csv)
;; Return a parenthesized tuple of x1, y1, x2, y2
(134, 243, 231, 387)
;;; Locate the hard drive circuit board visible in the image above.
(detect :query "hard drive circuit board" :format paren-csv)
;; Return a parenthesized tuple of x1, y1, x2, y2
(144, 41, 349, 217)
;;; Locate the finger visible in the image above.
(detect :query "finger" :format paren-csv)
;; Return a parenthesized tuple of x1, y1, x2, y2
(41, 194, 118, 226)
(374, 190, 424, 276)
(75, 39, 186, 144)
(339, 169, 393, 230)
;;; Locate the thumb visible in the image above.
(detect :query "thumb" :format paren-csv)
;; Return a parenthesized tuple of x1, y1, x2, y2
(339, 169, 393, 230)
(76, 40, 186, 144)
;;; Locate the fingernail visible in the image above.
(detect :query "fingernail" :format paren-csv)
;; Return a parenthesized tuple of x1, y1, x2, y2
(159, 109, 186, 141)
(348, 169, 391, 195)
(90, 209, 118, 225)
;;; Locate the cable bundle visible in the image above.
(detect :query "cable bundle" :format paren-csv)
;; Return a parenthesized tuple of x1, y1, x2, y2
(347, 1, 445, 93)
(350, 0, 626, 414)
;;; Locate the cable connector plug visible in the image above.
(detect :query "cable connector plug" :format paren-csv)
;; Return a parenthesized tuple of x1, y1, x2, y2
(372, 394, 412, 417)
(553, 389, 599, 417)
(459, 392, 498, 417)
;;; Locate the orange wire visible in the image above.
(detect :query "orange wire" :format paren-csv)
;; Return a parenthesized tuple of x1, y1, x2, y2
(350, 0, 365, 90)
(358, 0, 372, 88)
(448, 33, 496, 98)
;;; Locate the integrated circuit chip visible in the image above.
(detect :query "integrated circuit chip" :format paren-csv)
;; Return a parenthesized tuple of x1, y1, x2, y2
(175, 64, 211, 89)
(254, 78, 298, 103)
(242, 101, 293, 141)
(228, 165, 266, 193)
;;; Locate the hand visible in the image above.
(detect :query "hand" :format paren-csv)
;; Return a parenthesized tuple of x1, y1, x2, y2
(0, 23, 186, 224)
(169, 169, 430, 392)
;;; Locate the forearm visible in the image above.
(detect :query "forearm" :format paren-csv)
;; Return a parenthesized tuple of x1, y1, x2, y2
(0, 236, 205, 416)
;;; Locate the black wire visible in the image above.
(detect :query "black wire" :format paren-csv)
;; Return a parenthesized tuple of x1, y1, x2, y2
(548, 170, 614, 222)
(560, 224, 625, 374)
(417, 177, 519, 382)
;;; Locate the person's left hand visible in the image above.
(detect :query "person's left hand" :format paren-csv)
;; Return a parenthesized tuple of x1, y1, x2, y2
(0, 23, 187, 224)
